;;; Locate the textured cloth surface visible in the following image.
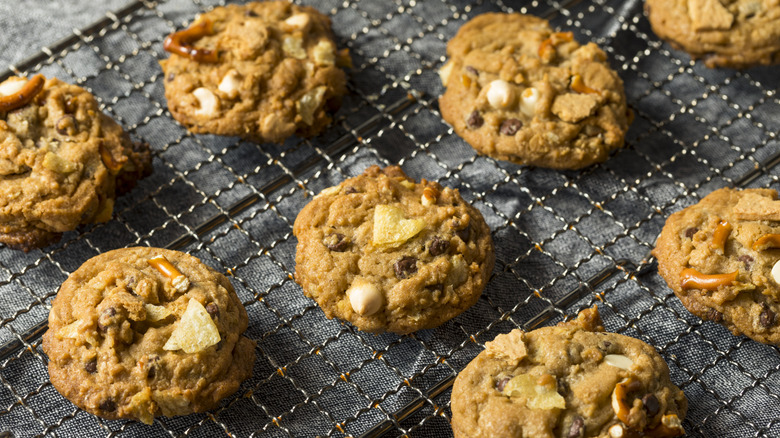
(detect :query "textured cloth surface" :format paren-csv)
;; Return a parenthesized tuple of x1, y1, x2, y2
(0, 1, 778, 438)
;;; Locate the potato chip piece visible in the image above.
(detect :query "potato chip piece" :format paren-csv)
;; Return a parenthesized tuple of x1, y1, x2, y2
(58, 319, 85, 339)
(373, 204, 425, 246)
(144, 303, 171, 322)
(502, 373, 566, 410)
(163, 298, 221, 353)
(296, 86, 327, 125)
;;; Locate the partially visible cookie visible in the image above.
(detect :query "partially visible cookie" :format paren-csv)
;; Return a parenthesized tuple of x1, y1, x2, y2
(293, 165, 494, 334)
(451, 308, 688, 438)
(438, 13, 631, 170)
(645, 0, 780, 68)
(160, 1, 349, 143)
(42, 247, 256, 424)
(0, 75, 152, 251)
(653, 187, 780, 345)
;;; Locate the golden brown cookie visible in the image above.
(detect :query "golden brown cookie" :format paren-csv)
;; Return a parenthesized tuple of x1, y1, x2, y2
(438, 13, 631, 170)
(451, 308, 688, 438)
(0, 75, 152, 251)
(293, 166, 494, 334)
(42, 247, 255, 424)
(653, 187, 780, 345)
(159, 1, 349, 143)
(645, 0, 780, 69)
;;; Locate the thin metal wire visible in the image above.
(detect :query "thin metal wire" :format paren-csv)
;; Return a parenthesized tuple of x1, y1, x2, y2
(0, 0, 779, 437)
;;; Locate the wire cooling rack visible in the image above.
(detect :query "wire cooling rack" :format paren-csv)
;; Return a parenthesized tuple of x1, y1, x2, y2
(0, 0, 779, 436)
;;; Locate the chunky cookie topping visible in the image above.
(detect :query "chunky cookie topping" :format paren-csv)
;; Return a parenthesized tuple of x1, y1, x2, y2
(0, 75, 152, 251)
(43, 248, 255, 424)
(451, 308, 687, 438)
(293, 165, 494, 334)
(160, 1, 349, 143)
(654, 188, 780, 345)
(645, 0, 780, 68)
(439, 13, 631, 169)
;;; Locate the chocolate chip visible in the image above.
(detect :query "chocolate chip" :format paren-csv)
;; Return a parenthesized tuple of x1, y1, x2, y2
(558, 379, 570, 395)
(324, 233, 350, 252)
(97, 307, 116, 332)
(495, 377, 510, 392)
(684, 227, 698, 239)
(598, 340, 612, 352)
(466, 110, 484, 129)
(99, 399, 116, 412)
(568, 416, 585, 438)
(499, 118, 522, 135)
(642, 393, 660, 418)
(394, 256, 418, 279)
(147, 366, 156, 380)
(465, 66, 478, 76)
(245, 9, 259, 17)
(166, 72, 175, 82)
(84, 359, 97, 374)
(428, 236, 449, 257)
(55, 115, 76, 135)
(64, 97, 77, 114)
(455, 224, 471, 242)
(760, 304, 775, 328)
(738, 255, 754, 269)
(707, 308, 724, 323)
(426, 283, 444, 293)
(345, 186, 358, 194)
(205, 303, 219, 319)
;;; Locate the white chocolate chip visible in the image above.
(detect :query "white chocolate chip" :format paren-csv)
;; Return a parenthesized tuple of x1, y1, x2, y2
(609, 424, 625, 438)
(284, 13, 311, 30)
(487, 80, 516, 109)
(772, 260, 780, 285)
(604, 354, 633, 370)
(438, 61, 454, 87)
(346, 280, 382, 316)
(0, 78, 26, 97)
(218, 70, 242, 99)
(193, 87, 219, 117)
(520, 87, 540, 116)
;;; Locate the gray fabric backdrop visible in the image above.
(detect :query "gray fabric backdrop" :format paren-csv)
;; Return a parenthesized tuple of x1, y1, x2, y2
(1, 0, 779, 437)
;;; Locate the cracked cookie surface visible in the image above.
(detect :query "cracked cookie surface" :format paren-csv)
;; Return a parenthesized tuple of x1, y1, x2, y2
(451, 308, 688, 438)
(159, 1, 348, 143)
(0, 76, 152, 251)
(293, 165, 494, 334)
(645, 0, 780, 68)
(438, 13, 631, 170)
(653, 187, 780, 345)
(42, 247, 255, 424)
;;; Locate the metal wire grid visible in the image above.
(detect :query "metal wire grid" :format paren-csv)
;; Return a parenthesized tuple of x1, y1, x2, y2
(0, 0, 778, 436)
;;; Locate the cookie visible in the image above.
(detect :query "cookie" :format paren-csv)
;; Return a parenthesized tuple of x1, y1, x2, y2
(293, 165, 494, 334)
(451, 308, 688, 438)
(42, 247, 256, 424)
(645, 0, 780, 69)
(159, 1, 349, 144)
(653, 187, 780, 345)
(438, 13, 632, 170)
(0, 75, 152, 251)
